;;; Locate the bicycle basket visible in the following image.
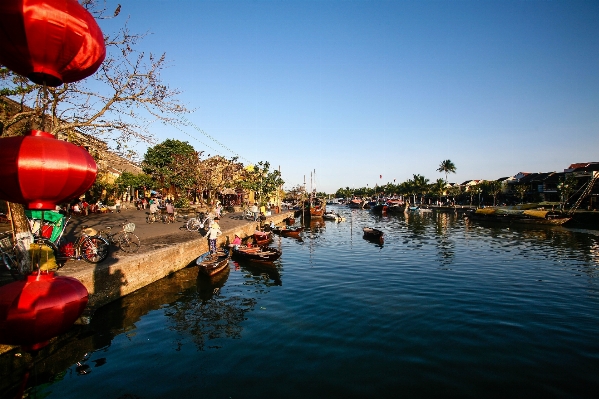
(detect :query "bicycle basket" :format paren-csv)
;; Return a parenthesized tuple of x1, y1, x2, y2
(123, 222, 136, 232)
(82, 227, 97, 236)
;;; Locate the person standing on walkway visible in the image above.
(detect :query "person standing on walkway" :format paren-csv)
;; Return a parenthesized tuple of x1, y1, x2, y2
(207, 217, 222, 254)
(165, 200, 175, 222)
(251, 202, 259, 221)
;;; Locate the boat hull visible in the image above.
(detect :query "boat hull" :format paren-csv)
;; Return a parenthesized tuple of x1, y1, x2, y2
(363, 227, 384, 243)
(232, 246, 282, 263)
(273, 227, 303, 238)
(466, 212, 571, 226)
(196, 249, 231, 276)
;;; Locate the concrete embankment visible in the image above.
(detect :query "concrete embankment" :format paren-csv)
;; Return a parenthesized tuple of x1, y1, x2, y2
(63, 211, 293, 311)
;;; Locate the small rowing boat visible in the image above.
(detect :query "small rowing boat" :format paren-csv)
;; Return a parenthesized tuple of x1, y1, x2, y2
(196, 249, 231, 276)
(232, 245, 282, 263)
(363, 227, 384, 243)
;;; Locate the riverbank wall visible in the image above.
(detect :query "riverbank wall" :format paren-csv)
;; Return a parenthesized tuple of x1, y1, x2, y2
(70, 211, 293, 312)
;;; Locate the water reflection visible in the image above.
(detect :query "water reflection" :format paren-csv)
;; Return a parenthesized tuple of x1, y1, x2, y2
(235, 260, 282, 287)
(3, 207, 599, 398)
(197, 266, 230, 300)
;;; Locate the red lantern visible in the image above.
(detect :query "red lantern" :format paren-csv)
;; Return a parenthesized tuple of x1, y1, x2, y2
(0, 271, 88, 352)
(0, 0, 106, 86)
(0, 130, 97, 210)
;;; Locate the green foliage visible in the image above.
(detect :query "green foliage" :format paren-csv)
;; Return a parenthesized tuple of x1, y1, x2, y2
(239, 161, 285, 206)
(431, 178, 446, 201)
(481, 180, 503, 206)
(142, 139, 199, 196)
(174, 197, 190, 208)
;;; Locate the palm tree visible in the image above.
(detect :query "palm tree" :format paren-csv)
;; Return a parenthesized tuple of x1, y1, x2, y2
(431, 178, 446, 204)
(412, 174, 430, 204)
(437, 160, 457, 183)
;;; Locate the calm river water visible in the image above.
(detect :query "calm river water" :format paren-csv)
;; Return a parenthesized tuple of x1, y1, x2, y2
(11, 207, 599, 398)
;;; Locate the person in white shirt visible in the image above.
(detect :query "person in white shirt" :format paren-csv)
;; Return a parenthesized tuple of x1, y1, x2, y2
(207, 217, 222, 254)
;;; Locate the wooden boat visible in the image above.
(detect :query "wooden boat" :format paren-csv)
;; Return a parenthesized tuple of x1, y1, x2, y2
(196, 249, 231, 276)
(253, 230, 273, 246)
(370, 203, 388, 214)
(232, 245, 282, 263)
(272, 226, 303, 238)
(363, 227, 384, 243)
(348, 199, 364, 209)
(465, 208, 571, 226)
(303, 197, 326, 218)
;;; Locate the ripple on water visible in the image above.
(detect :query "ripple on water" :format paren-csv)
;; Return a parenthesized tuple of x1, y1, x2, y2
(23, 210, 599, 399)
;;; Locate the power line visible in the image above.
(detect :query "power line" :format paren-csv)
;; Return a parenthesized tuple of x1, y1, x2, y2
(173, 116, 253, 164)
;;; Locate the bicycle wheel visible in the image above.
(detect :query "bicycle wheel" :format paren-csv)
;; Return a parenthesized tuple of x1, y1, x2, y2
(186, 218, 201, 232)
(81, 236, 110, 263)
(118, 232, 140, 253)
(146, 214, 155, 224)
(2, 252, 24, 280)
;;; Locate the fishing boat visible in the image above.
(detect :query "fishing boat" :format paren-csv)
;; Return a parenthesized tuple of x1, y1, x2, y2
(232, 245, 282, 263)
(347, 199, 364, 209)
(465, 208, 571, 226)
(272, 226, 303, 238)
(196, 249, 231, 276)
(303, 197, 326, 218)
(363, 227, 384, 243)
(253, 230, 273, 246)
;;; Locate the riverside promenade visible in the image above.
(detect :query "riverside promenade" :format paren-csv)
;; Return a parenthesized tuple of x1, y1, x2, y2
(0, 207, 293, 350)
(61, 206, 293, 310)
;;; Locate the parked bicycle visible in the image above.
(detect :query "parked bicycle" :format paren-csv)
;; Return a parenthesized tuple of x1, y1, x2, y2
(96, 221, 140, 253)
(146, 211, 159, 224)
(30, 216, 110, 267)
(161, 209, 175, 224)
(242, 207, 255, 221)
(186, 212, 212, 232)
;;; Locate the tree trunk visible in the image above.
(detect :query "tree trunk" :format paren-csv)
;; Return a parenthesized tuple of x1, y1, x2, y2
(7, 202, 34, 274)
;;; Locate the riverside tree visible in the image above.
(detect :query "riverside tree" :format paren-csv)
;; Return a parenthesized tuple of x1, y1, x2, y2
(0, 1, 189, 270)
(240, 162, 285, 207)
(142, 139, 201, 199)
(197, 155, 245, 206)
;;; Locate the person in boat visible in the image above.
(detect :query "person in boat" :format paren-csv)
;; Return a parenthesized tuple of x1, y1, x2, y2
(230, 234, 242, 249)
(269, 220, 276, 230)
(207, 217, 222, 254)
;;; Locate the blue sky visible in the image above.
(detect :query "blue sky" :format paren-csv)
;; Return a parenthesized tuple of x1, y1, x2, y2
(101, 0, 598, 193)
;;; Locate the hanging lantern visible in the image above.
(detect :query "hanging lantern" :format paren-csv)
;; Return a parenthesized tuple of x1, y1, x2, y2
(0, 130, 97, 210)
(0, 0, 106, 86)
(0, 271, 88, 352)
